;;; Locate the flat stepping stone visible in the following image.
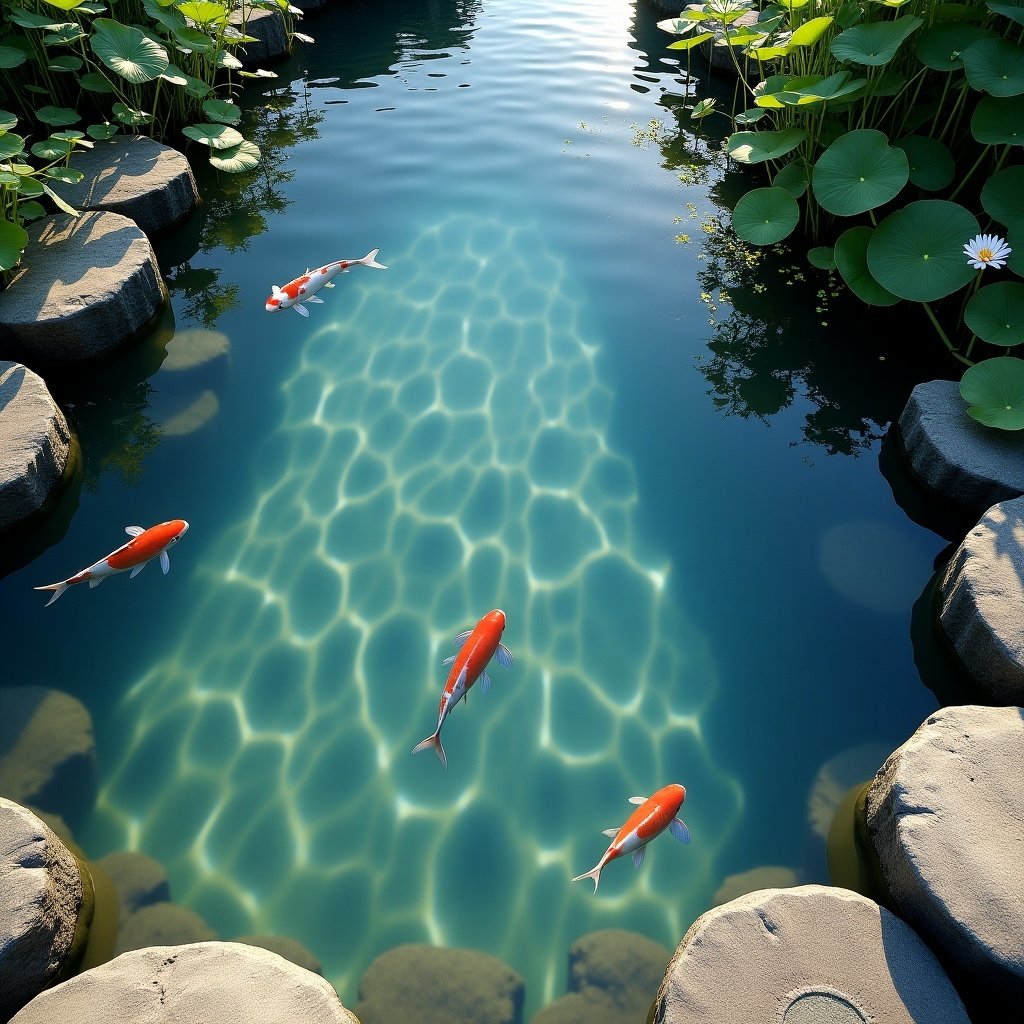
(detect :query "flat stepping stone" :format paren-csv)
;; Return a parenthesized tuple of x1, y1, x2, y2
(57, 136, 199, 236)
(937, 495, 1024, 702)
(865, 705, 1024, 1014)
(897, 379, 1024, 525)
(9, 941, 360, 1024)
(0, 798, 91, 1022)
(0, 212, 166, 369)
(0, 687, 96, 829)
(229, 6, 288, 66)
(354, 944, 524, 1024)
(533, 929, 669, 1024)
(651, 884, 968, 1024)
(0, 362, 74, 530)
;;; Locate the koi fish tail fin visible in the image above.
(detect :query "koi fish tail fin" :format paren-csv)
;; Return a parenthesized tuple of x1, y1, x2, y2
(34, 581, 68, 607)
(360, 248, 387, 270)
(570, 864, 602, 893)
(411, 730, 447, 772)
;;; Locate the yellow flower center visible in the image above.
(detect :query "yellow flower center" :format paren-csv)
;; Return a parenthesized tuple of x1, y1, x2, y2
(979, 247, 994, 262)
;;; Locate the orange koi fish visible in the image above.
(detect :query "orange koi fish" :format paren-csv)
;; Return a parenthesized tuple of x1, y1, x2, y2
(572, 783, 691, 892)
(411, 609, 514, 772)
(34, 519, 190, 607)
(264, 247, 387, 317)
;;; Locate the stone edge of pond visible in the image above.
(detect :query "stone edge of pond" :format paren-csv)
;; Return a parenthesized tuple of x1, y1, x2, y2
(230, 5, 291, 67)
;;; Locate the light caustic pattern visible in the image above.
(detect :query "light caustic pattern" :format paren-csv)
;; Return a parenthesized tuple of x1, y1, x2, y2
(97, 217, 741, 1006)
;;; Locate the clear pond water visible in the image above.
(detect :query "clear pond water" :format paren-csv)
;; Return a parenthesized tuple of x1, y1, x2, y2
(2, 0, 949, 1014)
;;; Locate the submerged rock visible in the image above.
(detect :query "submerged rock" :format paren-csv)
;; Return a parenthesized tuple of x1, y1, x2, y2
(115, 901, 216, 954)
(0, 686, 96, 828)
(0, 798, 92, 1022)
(937, 497, 1024, 703)
(0, 212, 166, 370)
(57, 136, 199, 236)
(712, 866, 800, 907)
(0, 362, 74, 531)
(865, 705, 1024, 1016)
(234, 934, 322, 974)
(94, 851, 170, 917)
(532, 929, 669, 1024)
(651, 884, 968, 1023)
(9, 941, 361, 1023)
(354, 944, 524, 1024)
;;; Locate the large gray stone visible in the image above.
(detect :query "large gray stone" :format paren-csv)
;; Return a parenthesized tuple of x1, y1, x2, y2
(651, 885, 969, 1024)
(532, 929, 670, 1024)
(229, 6, 289, 66)
(898, 379, 1024, 523)
(354, 944, 524, 1024)
(58, 136, 199, 236)
(0, 687, 96, 828)
(0, 212, 167, 369)
(9, 941, 361, 1024)
(938, 497, 1024, 703)
(0, 798, 91, 1022)
(94, 851, 170, 917)
(0, 362, 74, 530)
(865, 705, 1024, 1012)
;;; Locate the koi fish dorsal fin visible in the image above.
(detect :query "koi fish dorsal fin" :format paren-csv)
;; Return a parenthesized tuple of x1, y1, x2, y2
(271, 285, 283, 296)
(628, 796, 646, 805)
(125, 525, 144, 536)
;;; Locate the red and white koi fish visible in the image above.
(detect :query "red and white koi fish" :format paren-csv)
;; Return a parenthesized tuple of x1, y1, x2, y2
(571, 783, 691, 893)
(411, 608, 514, 772)
(34, 519, 190, 607)
(264, 248, 387, 317)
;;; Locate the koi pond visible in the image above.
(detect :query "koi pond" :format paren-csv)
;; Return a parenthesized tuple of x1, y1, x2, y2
(2, 0, 951, 1015)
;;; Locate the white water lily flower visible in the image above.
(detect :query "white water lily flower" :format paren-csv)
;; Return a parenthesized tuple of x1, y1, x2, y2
(964, 233, 1012, 271)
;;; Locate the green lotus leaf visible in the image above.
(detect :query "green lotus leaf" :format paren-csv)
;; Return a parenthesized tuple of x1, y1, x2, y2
(964, 282, 1024, 346)
(44, 166, 84, 185)
(667, 31, 715, 51)
(971, 94, 1024, 144)
(87, 122, 119, 140)
(18, 201, 47, 222)
(781, 70, 868, 104)
(91, 18, 169, 83)
(48, 55, 84, 73)
(982, 165, 1024, 229)
(8, 8, 73, 28)
(834, 226, 902, 305)
(735, 107, 767, 124)
(726, 127, 807, 164)
(961, 356, 1024, 428)
(112, 102, 153, 126)
(44, 24, 87, 45)
(0, 134, 26, 159)
(80, 72, 115, 93)
(894, 135, 955, 191)
(732, 187, 800, 245)
(986, 0, 1024, 25)
(201, 100, 242, 126)
(31, 138, 73, 160)
(0, 172, 20, 185)
(790, 16, 834, 46)
(916, 24, 996, 71)
(35, 105, 80, 127)
(0, 44, 28, 69)
(754, 75, 819, 108)
(208, 139, 261, 173)
(143, 0, 186, 31)
(16, 176, 44, 199)
(962, 37, 1024, 97)
(866, 200, 980, 301)
(41, 0, 90, 9)
(0, 218, 29, 272)
(51, 130, 86, 143)
(812, 129, 909, 216)
(0, 111, 17, 133)
(216, 50, 243, 71)
(178, 0, 228, 24)
(831, 15, 923, 66)
(774, 160, 810, 198)
(871, 70, 908, 96)
(937, 2, 989, 20)
(808, 246, 837, 269)
(182, 123, 244, 149)
(170, 26, 214, 52)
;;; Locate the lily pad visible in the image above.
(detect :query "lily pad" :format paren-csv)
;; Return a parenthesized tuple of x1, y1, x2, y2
(834, 226, 902, 305)
(774, 160, 809, 198)
(867, 200, 980, 301)
(731, 187, 800, 245)
(808, 246, 837, 270)
(964, 281, 1024, 346)
(0, 44, 27, 69)
(80, 72, 115, 93)
(35, 105, 80, 127)
(962, 37, 1024, 96)
(726, 127, 807, 164)
(177, 0, 228, 25)
(202, 99, 241, 125)
(31, 138, 73, 160)
(0, 218, 29, 270)
(812, 129, 909, 216)
(960, 356, 1024, 429)
(982, 165, 1024, 230)
(0, 134, 26, 160)
(87, 123, 119, 140)
(91, 18, 169, 83)
(0, 110, 17, 132)
(209, 139, 261, 173)
(830, 15, 923, 66)
(971, 94, 1024, 144)
(894, 135, 955, 191)
(985, 0, 1024, 26)
(182, 123, 244, 150)
(735, 108, 767, 124)
(916, 24, 996, 71)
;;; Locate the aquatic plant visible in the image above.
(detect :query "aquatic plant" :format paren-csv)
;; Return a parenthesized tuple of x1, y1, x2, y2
(660, 0, 1024, 429)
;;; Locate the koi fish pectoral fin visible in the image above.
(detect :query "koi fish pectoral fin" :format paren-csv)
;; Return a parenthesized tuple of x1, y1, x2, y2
(125, 525, 144, 537)
(323, 282, 335, 288)
(88, 578, 103, 589)
(129, 563, 146, 579)
(293, 303, 310, 317)
(496, 643, 514, 670)
(451, 629, 472, 648)
(632, 848, 646, 870)
(305, 295, 325, 304)
(442, 655, 456, 666)
(160, 551, 170, 575)
(601, 828, 619, 838)
(670, 818, 692, 844)
(628, 796, 647, 805)
(480, 671, 491, 695)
